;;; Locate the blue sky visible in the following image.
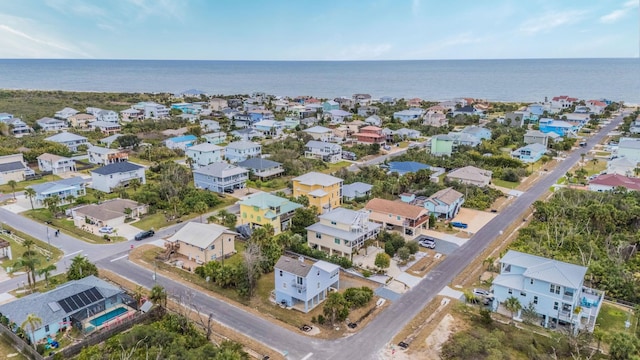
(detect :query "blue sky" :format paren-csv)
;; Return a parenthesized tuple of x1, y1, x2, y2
(0, 0, 637, 60)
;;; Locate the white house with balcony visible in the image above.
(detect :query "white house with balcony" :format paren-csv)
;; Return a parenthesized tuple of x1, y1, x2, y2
(491, 250, 604, 333)
(131, 102, 169, 119)
(193, 162, 248, 193)
(186, 143, 224, 168)
(36, 117, 68, 132)
(274, 255, 340, 313)
(54, 107, 79, 120)
(37, 153, 76, 174)
(44, 132, 89, 152)
(87, 146, 129, 166)
(86, 108, 119, 123)
(305, 140, 342, 163)
(90, 161, 146, 193)
(224, 141, 262, 163)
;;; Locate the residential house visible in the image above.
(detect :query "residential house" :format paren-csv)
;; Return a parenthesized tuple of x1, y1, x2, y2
(86, 108, 119, 123)
(44, 132, 89, 152)
(422, 187, 464, 219)
(237, 158, 284, 179)
(292, 172, 343, 214)
(203, 132, 227, 145)
(550, 95, 578, 110)
(606, 157, 636, 177)
(29, 176, 87, 206)
(193, 162, 248, 193)
(588, 174, 640, 192)
(284, 117, 301, 129)
(253, 120, 284, 137)
(461, 126, 491, 141)
(238, 193, 302, 234)
(231, 128, 264, 141)
(248, 109, 275, 123)
(393, 128, 421, 140)
(438, 100, 458, 112)
(273, 100, 290, 112)
(322, 100, 339, 112)
(511, 143, 548, 163)
(225, 141, 262, 163)
(90, 162, 146, 193)
(165, 135, 197, 151)
(378, 96, 396, 105)
(0, 154, 30, 185)
(357, 106, 378, 117)
(629, 116, 640, 134)
(304, 126, 334, 141)
(131, 102, 169, 119)
(342, 182, 373, 201)
(354, 126, 385, 144)
(364, 198, 429, 238)
(36, 117, 68, 132)
(393, 109, 423, 122)
(364, 115, 382, 126)
(446, 166, 493, 187)
(452, 105, 483, 117)
(88, 121, 121, 135)
(68, 113, 96, 129)
(99, 134, 123, 148)
(305, 141, 342, 163)
(388, 161, 430, 176)
(447, 131, 483, 147)
(200, 119, 220, 133)
(71, 199, 147, 230)
(186, 143, 224, 168)
(325, 109, 352, 124)
(119, 108, 143, 122)
(37, 153, 76, 174)
(0, 276, 128, 344)
(3, 117, 32, 137)
(167, 222, 237, 264)
(586, 100, 606, 115)
(524, 130, 550, 147)
(423, 113, 448, 127)
(87, 146, 128, 166)
(491, 250, 604, 332)
(407, 98, 423, 108)
(300, 117, 318, 127)
(307, 208, 381, 259)
(171, 102, 203, 115)
(274, 255, 340, 313)
(334, 97, 354, 109)
(352, 93, 372, 106)
(179, 113, 199, 123)
(54, 107, 78, 120)
(617, 137, 640, 164)
(209, 98, 228, 111)
(0, 112, 13, 122)
(564, 113, 590, 126)
(430, 135, 454, 156)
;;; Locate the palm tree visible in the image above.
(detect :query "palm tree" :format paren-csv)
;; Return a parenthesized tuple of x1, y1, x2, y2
(65, 194, 76, 205)
(168, 196, 181, 218)
(129, 178, 141, 192)
(14, 255, 40, 289)
(133, 285, 145, 307)
(37, 264, 57, 287)
(21, 313, 42, 348)
(193, 201, 208, 223)
(7, 180, 17, 199)
(591, 158, 599, 172)
(24, 188, 36, 210)
(504, 296, 522, 319)
(94, 191, 104, 204)
(43, 195, 61, 217)
(149, 285, 167, 308)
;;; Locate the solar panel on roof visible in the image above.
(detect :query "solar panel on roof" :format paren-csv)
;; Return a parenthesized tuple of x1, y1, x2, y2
(78, 291, 90, 304)
(58, 299, 72, 313)
(56, 288, 105, 313)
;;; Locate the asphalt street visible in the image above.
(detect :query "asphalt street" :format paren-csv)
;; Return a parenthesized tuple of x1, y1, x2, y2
(0, 115, 623, 359)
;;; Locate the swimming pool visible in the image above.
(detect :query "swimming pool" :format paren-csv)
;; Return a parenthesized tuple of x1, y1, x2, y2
(89, 307, 128, 327)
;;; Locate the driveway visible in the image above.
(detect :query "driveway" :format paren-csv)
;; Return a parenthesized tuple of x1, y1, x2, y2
(416, 235, 459, 255)
(117, 223, 144, 241)
(450, 208, 497, 234)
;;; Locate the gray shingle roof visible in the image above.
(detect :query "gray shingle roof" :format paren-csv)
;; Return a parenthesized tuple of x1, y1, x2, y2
(91, 161, 143, 175)
(342, 182, 373, 198)
(237, 157, 282, 171)
(275, 256, 314, 277)
(0, 161, 26, 173)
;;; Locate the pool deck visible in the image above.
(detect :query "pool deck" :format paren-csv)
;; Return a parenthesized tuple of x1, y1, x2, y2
(82, 305, 136, 332)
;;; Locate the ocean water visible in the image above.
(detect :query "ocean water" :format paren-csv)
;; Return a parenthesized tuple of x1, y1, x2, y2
(0, 58, 638, 103)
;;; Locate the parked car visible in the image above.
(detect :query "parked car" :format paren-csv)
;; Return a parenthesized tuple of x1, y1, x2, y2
(98, 226, 114, 234)
(419, 239, 436, 249)
(224, 188, 235, 194)
(450, 221, 468, 229)
(134, 229, 155, 241)
(473, 288, 490, 297)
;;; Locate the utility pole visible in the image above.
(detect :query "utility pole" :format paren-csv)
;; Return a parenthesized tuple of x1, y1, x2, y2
(46, 227, 51, 248)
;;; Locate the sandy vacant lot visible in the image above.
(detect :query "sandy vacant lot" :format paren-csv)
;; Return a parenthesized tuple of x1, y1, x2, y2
(450, 208, 497, 234)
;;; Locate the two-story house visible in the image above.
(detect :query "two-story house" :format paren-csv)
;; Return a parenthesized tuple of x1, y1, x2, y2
(203, 132, 227, 145)
(461, 125, 491, 141)
(224, 141, 262, 163)
(393, 109, 424, 122)
(253, 120, 284, 137)
(365, 198, 429, 238)
(274, 255, 340, 313)
(36, 117, 68, 132)
(44, 132, 89, 152)
(421, 187, 464, 220)
(304, 126, 334, 142)
(29, 176, 87, 206)
(68, 113, 97, 129)
(4, 117, 33, 137)
(237, 158, 284, 179)
(524, 130, 551, 147)
(193, 162, 248, 193)
(87, 146, 129, 166)
(430, 134, 454, 156)
(88, 121, 121, 135)
(306, 208, 381, 259)
(538, 118, 577, 137)
(238, 192, 302, 234)
(37, 153, 76, 174)
(167, 222, 237, 264)
(491, 250, 604, 332)
(132, 101, 170, 119)
(617, 137, 640, 164)
(354, 126, 385, 144)
(292, 172, 343, 214)
(0, 154, 30, 185)
(90, 161, 146, 193)
(200, 119, 221, 133)
(325, 109, 352, 124)
(53, 107, 78, 120)
(304, 141, 342, 163)
(186, 143, 224, 169)
(511, 143, 548, 163)
(86, 108, 119, 123)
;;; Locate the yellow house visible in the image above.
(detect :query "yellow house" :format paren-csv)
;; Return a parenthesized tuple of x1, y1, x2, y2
(238, 192, 303, 234)
(292, 172, 343, 214)
(166, 222, 236, 264)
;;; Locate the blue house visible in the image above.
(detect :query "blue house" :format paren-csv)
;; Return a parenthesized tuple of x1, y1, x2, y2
(274, 255, 340, 313)
(29, 176, 88, 207)
(422, 187, 464, 219)
(461, 126, 491, 141)
(248, 109, 275, 123)
(388, 161, 430, 176)
(511, 143, 547, 163)
(171, 102, 202, 115)
(491, 250, 604, 332)
(527, 103, 546, 116)
(0, 276, 130, 344)
(393, 109, 423, 122)
(322, 101, 339, 112)
(165, 135, 197, 150)
(538, 118, 577, 137)
(342, 182, 373, 201)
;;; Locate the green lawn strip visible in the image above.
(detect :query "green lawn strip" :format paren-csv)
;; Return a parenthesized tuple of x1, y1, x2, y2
(9, 274, 68, 298)
(492, 179, 520, 189)
(0, 175, 62, 193)
(0, 225, 63, 273)
(319, 161, 351, 174)
(24, 209, 125, 244)
(132, 196, 237, 231)
(596, 303, 635, 335)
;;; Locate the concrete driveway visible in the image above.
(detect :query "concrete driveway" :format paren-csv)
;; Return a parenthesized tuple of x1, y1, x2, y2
(116, 223, 144, 241)
(416, 235, 459, 255)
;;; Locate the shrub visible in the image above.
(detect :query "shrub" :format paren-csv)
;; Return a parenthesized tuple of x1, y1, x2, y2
(317, 314, 326, 325)
(406, 240, 419, 254)
(311, 316, 317, 324)
(362, 269, 372, 278)
(397, 246, 411, 261)
(344, 287, 374, 308)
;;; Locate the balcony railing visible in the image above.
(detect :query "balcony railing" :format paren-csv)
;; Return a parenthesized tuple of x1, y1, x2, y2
(291, 282, 306, 291)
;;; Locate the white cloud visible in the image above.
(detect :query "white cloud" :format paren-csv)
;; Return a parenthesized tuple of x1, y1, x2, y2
(600, 0, 638, 23)
(519, 10, 586, 34)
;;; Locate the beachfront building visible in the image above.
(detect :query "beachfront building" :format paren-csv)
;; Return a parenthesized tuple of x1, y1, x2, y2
(36, 117, 68, 132)
(185, 143, 224, 169)
(193, 162, 248, 193)
(90, 162, 146, 193)
(37, 153, 76, 174)
(292, 172, 343, 214)
(238, 192, 302, 234)
(54, 107, 79, 120)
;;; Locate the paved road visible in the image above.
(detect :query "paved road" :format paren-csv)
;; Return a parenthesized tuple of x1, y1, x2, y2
(0, 116, 623, 359)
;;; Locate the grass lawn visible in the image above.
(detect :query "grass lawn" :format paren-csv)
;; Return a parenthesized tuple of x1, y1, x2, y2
(0, 225, 63, 274)
(0, 175, 62, 193)
(246, 177, 290, 192)
(9, 273, 68, 297)
(398, 141, 409, 148)
(492, 179, 520, 189)
(596, 303, 637, 335)
(25, 209, 125, 244)
(595, 151, 611, 157)
(583, 159, 606, 176)
(126, 155, 155, 166)
(0, 335, 26, 360)
(133, 196, 238, 231)
(319, 161, 351, 174)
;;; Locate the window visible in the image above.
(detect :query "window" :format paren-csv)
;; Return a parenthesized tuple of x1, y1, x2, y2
(334, 238, 340, 244)
(279, 270, 283, 277)
(297, 277, 303, 285)
(530, 278, 534, 285)
(315, 233, 322, 239)
(317, 270, 320, 276)
(550, 284, 560, 294)
(210, 245, 215, 250)
(45, 324, 49, 332)
(520, 291, 526, 297)
(331, 221, 337, 225)
(256, 216, 261, 222)
(397, 216, 401, 220)
(242, 212, 247, 218)
(533, 296, 538, 304)
(508, 288, 512, 294)
(317, 282, 320, 289)
(553, 302, 559, 310)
